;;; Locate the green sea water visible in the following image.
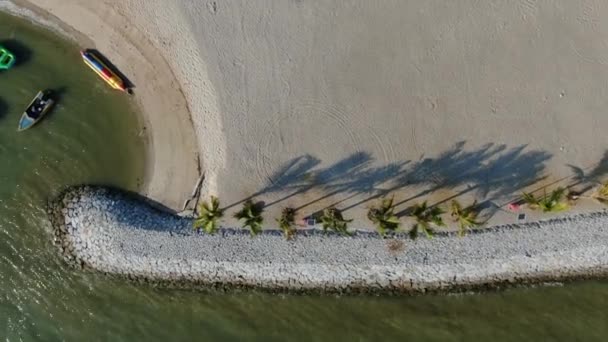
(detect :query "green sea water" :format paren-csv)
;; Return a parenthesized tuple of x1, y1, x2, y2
(1, 11, 608, 342)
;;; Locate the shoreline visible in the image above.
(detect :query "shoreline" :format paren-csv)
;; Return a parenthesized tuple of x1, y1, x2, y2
(48, 186, 608, 294)
(0, 0, 201, 211)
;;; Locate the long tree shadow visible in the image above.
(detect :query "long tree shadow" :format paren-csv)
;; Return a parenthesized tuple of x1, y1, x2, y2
(292, 152, 387, 210)
(586, 151, 608, 181)
(318, 160, 412, 210)
(567, 150, 608, 193)
(333, 142, 500, 212)
(222, 154, 322, 210)
(262, 152, 411, 212)
(333, 142, 551, 215)
(404, 147, 552, 219)
(392, 143, 551, 216)
(228, 142, 552, 220)
(223, 152, 408, 211)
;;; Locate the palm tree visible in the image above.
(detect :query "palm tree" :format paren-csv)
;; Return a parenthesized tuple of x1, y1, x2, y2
(320, 207, 352, 235)
(193, 196, 224, 234)
(276, 207, 296, 240)
(367, 197, 400, 236)
(450, 200, 482, 237)
(234, 200, 264, 236)
(408, 201, 445, 239)
(522, 187, 569, 212)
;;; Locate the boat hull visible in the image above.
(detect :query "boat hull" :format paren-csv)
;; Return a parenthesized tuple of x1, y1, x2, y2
(18, 91, 55, 131)
(80, 50, 126, 91)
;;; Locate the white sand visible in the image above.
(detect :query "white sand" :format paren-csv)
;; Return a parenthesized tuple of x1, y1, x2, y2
(13, 0, 608, 228)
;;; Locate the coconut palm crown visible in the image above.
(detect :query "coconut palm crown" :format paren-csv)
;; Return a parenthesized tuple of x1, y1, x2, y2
(234, 200, 264, 236)
(277, 207, 296, 240)
(367, 197, 400, 236)
(408, 201, 445, 239)
(320, 207, 352, 235)
(450, 200, 482, 236)
(193, 196, 224, 234)
(522, 187, 569, 212)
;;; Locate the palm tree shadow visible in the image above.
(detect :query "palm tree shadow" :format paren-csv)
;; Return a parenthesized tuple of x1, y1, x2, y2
(475, 145, 551, 200)
(475, 200, 502, 223)
(263, 154, 322, 192)
(257, 151, 410, 212)
(367, 142, 551, 216)
(222, 154, 322, 210)
(0, 39, 32, 67)
(567, 151, 608, 189)
(588, 151, 608, 181)
(231, 141, 552, 220)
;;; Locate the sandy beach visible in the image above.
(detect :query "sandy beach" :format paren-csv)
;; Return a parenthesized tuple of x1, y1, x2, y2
(7, 0, 608, 228)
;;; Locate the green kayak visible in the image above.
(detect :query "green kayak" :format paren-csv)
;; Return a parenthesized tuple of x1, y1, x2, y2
(0, 45, 16, 70)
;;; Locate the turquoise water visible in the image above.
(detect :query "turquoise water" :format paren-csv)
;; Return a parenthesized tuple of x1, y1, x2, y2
(1, 11, 608, 342)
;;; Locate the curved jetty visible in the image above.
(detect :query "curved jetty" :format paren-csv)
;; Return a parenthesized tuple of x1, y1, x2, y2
(48, 186, 608, 294)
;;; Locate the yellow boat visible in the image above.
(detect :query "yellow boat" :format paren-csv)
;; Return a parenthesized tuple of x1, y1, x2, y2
(80, 49, 127, 91)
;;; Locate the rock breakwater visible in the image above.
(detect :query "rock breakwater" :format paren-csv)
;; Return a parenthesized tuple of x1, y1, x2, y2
(48, 186, 608, 294)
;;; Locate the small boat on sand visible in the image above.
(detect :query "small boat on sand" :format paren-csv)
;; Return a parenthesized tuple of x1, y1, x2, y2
(80, 49, 127, 92)
(18, 90, 55, 131)
(0, 45, 16, 70)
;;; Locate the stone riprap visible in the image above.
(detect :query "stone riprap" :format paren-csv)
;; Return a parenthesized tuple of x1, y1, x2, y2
(48, 186, 608, 294)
